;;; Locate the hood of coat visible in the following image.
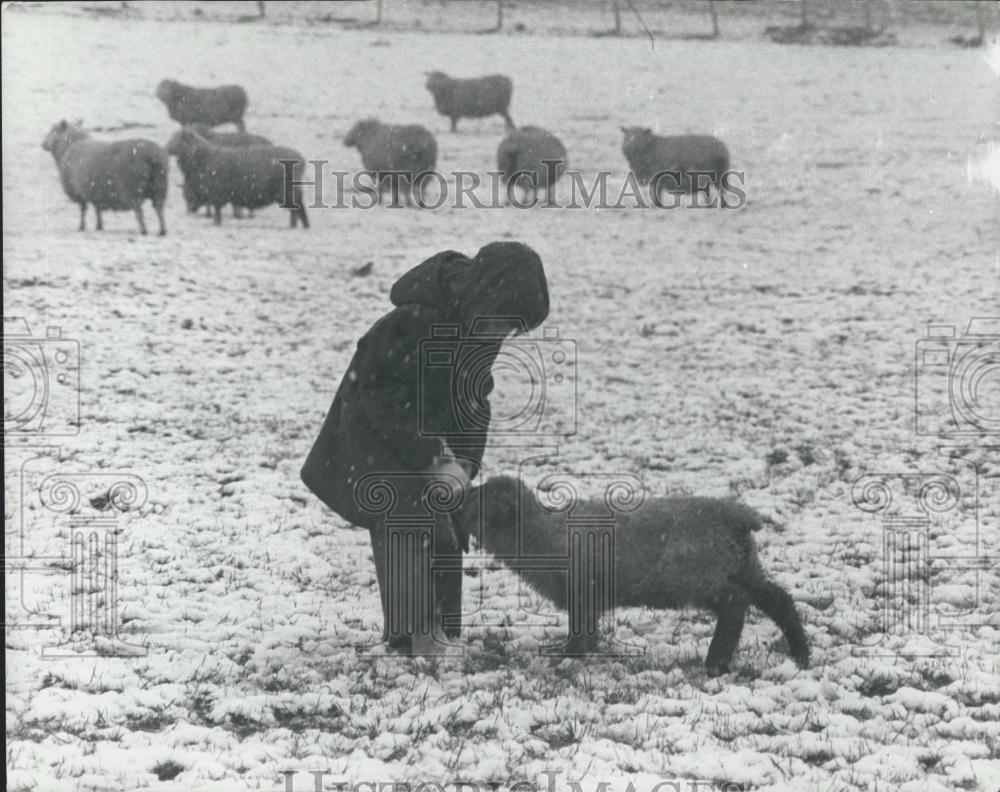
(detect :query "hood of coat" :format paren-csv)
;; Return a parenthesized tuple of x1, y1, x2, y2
(389, 242, 549, 337)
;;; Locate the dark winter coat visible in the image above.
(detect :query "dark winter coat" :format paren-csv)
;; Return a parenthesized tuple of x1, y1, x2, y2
(301, 242, 550, 529)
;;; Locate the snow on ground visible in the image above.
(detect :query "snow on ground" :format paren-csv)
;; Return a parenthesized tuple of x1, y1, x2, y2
(4, 5, 1000, 791)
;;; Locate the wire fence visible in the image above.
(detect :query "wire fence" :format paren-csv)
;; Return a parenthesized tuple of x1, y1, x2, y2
(70, 1, 998, 48)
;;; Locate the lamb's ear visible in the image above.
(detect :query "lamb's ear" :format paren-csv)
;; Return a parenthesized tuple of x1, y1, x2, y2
(58, 119, 68, 130)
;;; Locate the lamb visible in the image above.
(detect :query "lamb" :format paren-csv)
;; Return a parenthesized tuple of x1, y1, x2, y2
(165, 128, 308, 228)
(185, 124, 272, 217)
(496, 125, 568, 204)
(459, 475, 810, 676)
(620, 127, 730, 202)
(42, 120, 168, 235)
(344, 119, 438, 207)
(156, 79, 248, 131)
(425, 71, 514, 132)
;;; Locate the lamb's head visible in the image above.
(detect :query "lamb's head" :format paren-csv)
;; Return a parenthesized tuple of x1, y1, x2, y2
(424, 71, 450, 96)
(344, 119, 380, 149)
(620, 126, 654, 151)
(182, 181, 201, 213)
(459, 475, 542, 556)
(155, 79, 177, 104)
(42, 120, 85, 154)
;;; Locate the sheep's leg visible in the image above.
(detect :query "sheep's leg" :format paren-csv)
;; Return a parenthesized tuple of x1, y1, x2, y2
(450, 116, 458, 132)
(705, 584, 750, 677)
(78, 203, 87, 231)
(502, 111, 515, 131)
(747, 579, 809, 668)
(297, 204, 309, 230)
(154, 201, 166, 236)
(213, 205, 223, 225)
(134, 205, 148, 235)
(95, 208, 103, 231)
(233, 206, 245, 219)
(204, 206, 212, 218)
(236, 118, 246, 133)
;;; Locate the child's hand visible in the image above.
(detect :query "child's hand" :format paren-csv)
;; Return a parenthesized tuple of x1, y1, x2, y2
(428, 456, 471, 497)
(427, 448, 471, 552)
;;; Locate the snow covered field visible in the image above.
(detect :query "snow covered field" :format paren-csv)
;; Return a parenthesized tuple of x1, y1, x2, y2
(4, 4, 1000, 791)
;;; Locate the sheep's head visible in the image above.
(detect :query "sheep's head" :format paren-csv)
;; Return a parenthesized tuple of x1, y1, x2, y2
(182, 181, 201, 213)
(42, 120, 85, 153)
(459, 475, 540, 555)
(425, 71, 449, 95)
(155, 79, 177, 103)
(165, 128, 206, 156)
(620, 126, 654, 150)
(344, 118, 380, 149)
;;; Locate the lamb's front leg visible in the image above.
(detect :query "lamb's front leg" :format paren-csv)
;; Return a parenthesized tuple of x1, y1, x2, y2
(705, 583, 750, 677)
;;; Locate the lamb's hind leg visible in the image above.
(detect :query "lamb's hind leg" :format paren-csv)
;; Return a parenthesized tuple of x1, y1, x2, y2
(95, 208, 103, 231)
(705, 583, 750, 677)
(747, 579, 809, 669)
(78, 203, 87, 231)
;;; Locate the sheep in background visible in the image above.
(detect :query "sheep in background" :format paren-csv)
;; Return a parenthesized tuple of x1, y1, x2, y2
(459, 475, 810, 676)
(165, 128, 308, 228)
(42, 120, 168, 235)
(496, 125, 568, 204)
(344, 119, 438, 207)
(188, 123, 270, 148)
(186, 124, 273, 217)
(620, 127, 730, 202)
(425, 71, 514, 132)
(156, 79, 248, 131)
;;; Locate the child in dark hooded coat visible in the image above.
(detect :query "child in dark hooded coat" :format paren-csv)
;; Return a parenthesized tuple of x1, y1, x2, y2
(302, 241, 550, 654)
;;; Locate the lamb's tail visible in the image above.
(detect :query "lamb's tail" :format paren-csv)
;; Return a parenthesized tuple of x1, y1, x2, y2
(745, 578, 810, 669)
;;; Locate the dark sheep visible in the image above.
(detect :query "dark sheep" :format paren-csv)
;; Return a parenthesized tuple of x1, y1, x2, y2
(165, 128, 308, 228)
(185, 124, 272, 217)
(187, 123, 270, 148)
(425, 71, 514, 132)
(620, 127, 730, 201)
(496, 125, 568, 204)
(344, 119, 438, 207)
(459, 475, 810, 676)
(156, 79, 248, 131)
(42, 120, 168, 235)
